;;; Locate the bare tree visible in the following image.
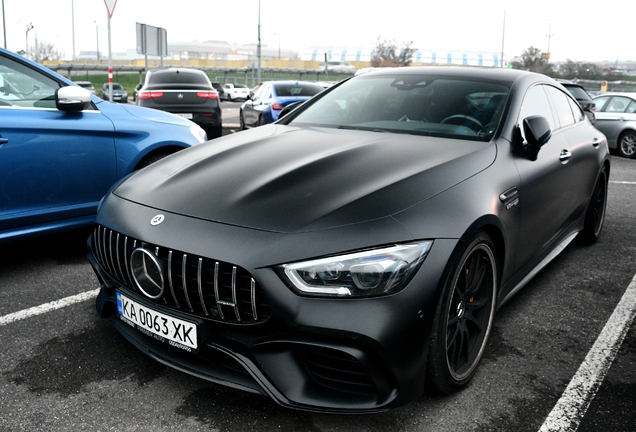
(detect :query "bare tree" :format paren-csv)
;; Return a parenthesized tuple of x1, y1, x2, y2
(29, 41, 64, 63)
(511, 46, 551, 74)
(371, 39, 416, 67)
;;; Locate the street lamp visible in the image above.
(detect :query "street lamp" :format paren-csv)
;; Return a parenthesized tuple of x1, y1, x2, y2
(26, 22, 33, 58)
(94, 21, 100, 62)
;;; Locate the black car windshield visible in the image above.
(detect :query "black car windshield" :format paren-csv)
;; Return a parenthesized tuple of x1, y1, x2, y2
(288, 74, 510, 141)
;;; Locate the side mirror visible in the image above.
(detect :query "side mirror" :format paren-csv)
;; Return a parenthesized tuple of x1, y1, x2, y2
(56, 86, 91, 112)
(522, 115, 552, 161)
(278, 101, 304, 119)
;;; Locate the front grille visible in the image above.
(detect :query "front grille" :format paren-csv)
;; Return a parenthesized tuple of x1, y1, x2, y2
(298, 346, 378, 397)
(92, 224, 271, 324)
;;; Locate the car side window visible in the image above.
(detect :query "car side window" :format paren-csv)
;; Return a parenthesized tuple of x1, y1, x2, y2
(0, 53, 61, 109)
(518, 85, 555, 141)
(545, 86, 575, 128)
(594, 96, 609, 112)
(606, 96, 631, 113)
(566, 97, 585, 122)
(626, 100, 636, 114)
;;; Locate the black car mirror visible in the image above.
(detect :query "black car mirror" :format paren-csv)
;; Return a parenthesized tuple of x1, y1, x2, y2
(522, 115, 552, 161)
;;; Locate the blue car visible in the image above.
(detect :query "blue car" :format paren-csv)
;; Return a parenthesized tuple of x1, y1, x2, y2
(239, 81, 324, 129)
(0, 48, 207, 243)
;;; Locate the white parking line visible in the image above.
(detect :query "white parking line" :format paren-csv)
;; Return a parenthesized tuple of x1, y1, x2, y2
(0, 289, 99, 327)
(609, 181, 636, 185)
(540, 273, 636, 431)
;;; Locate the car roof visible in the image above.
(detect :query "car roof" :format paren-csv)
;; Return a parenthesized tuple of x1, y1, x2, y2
(593, 92, 636, 99)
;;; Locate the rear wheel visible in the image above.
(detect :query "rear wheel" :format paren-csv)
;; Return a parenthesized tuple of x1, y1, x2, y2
(426, 231, 497, 394)
(579, 166, 608, 244)
(618, 131, 636, 158)
(257, 114, 266, 127)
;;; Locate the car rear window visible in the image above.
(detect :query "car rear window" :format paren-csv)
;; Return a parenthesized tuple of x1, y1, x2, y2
(149, 71, 209, 85)
(274, 84, 323, 97)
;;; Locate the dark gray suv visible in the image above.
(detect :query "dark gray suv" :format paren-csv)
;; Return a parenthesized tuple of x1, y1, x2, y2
(137, 68, 222, 138)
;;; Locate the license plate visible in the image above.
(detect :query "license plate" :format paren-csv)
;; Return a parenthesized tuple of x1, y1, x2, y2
(176, 113, 193, 119)
(116, 291, 198, 351)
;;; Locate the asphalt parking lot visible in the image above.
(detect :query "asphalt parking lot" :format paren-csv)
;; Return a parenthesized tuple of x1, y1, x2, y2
(0, 136, 634, 431)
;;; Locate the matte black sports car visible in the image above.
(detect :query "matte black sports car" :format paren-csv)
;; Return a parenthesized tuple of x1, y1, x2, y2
(89, 67, 610, 413)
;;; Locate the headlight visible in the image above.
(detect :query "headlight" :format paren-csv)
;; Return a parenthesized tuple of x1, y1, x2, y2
(278, 241, 433, 297)
(190, 124, 207, 143)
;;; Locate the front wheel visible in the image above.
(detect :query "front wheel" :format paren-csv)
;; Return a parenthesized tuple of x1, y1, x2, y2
(618, 131, 636, 158)
(426, 231, 498, 394)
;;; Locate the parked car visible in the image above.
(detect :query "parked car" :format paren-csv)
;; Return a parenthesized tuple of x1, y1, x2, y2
(100, 82, 128, 103)
(89, 67, 609, 413)
(318, 60, 356, 74)
(137, 68, 222, 139)
(592, 92, 636, 158)
(0, 48, 207, 244)
(211, 81, 225, 100)
(560, 81, 596, 125)
(222, 83, 250, 101)
(74, 80, 96, 94)
(132, 83, 142, 102)
(240, 80, 324, 128)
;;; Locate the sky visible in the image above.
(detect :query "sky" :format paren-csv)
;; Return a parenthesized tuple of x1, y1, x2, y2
(2, 0, 634, 64)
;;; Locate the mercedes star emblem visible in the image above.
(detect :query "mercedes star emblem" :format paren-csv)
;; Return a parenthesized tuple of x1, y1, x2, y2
(150, 214, 165, 226)
(130, 248, 165, 299)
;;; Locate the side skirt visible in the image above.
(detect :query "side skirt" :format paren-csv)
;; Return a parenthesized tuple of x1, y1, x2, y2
(498, 231, 579, 309)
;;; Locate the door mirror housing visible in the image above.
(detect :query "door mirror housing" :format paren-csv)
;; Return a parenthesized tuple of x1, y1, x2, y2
(522, 115, 552, 161)
(56, 86, 91, 112)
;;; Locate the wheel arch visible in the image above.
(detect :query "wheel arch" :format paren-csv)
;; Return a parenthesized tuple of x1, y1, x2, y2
(133, 145, 184, 170)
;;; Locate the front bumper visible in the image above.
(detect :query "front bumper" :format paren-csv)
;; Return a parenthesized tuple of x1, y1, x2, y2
(88, 196, 457, 413)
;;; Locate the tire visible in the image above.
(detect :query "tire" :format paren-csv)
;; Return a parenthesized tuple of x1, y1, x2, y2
(617, 131, 636, 159)
(135, 150, 174, 170)
(239, 111, 245, 130)
(206, 125, 223, 139)
(426, 231, 498, 394)
(257, 114, 266, 127)
(579, 166, 608, 244)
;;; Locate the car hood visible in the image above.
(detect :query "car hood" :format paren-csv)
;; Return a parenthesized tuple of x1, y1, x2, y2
(95, 98, 194, 128)
(114, 125, 496, 233)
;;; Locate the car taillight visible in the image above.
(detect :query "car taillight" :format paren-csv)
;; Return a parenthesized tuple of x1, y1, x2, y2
(197, 91, 219, 99)
(139, 91, 164, 99)
(272, 103, 284, 110)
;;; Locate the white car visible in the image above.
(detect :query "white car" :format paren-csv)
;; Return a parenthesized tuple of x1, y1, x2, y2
(222, 83, 250, 101)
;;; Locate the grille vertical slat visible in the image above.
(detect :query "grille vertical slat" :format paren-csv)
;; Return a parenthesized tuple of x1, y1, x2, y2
(92, 224, 270, 323)
(197, 258, 209, 316)
(214, 261, 224, 319)
(168, 251, 180, 308)
(231, 266, 240, 322)
(250, 278, 258, 321)
(182, 254, 194, 312)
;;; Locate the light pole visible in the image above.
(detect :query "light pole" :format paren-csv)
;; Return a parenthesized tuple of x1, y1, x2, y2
(257, 0, 261, 84)
(26, 22, 33, 58)
(94, 21, 100, 62)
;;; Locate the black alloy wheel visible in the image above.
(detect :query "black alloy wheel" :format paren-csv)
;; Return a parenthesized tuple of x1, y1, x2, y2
(426, 231, 497, 394)
(580, 166, 608, 244)
(618, 131, 636, 158)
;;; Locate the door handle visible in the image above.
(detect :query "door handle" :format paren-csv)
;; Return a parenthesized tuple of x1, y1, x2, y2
(559, 149, 572, 163)
(592, 138, 601, 148)
(0, 138, 8, 144)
